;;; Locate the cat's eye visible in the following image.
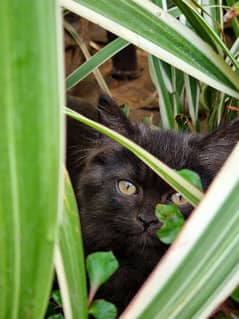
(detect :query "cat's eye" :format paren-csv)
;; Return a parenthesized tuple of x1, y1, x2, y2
(170, 192, 187, 206)
(117, 180, 137, 196)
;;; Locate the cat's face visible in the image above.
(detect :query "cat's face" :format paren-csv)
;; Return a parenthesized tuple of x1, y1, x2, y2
(67, 95, 239, 261)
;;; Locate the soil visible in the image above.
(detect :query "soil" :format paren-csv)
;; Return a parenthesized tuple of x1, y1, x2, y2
(64, 18, 160, 124)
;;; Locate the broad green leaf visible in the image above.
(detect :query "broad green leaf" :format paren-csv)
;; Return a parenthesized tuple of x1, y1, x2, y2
(156, 204, 185, 244)
(65, 107, 203, 206)
(86, 251, 119, 298)
(61, 0, 239, 98)
(177, 169, 203, 191)
(66, 37, 129, 90)
(89, 299, 117, 319)
(121, 143, 239, 319)
(54, 172, 88, 319)
(0, 1, 64, 319)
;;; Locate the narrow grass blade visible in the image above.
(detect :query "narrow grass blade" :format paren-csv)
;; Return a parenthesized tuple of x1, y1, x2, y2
(0, 1, 64, 319)
(184, 74, 200, 129)
(64, 107, 203, 207)
(201, 0, 223, 32)
(121, 143, 239, 319)
(61, 0, 239, 98)
(64, 20, 111, 95)
(66, 37, 129, 90)
(148, 55, 175, 129)
(171, 67, 183, 118)
(55, 171, 88, 319)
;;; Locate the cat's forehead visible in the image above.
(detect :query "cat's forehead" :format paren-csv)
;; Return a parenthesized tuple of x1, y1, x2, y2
(133, 124, 193, 168)
(98, 126, 194, 188)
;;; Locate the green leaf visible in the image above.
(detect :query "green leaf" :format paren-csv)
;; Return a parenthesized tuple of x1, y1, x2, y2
(89, 299, 118, 319)
(65, 107, 203, 207)
(156, 204, 185, 244)
(0, 2, 64, 319)
(122, 104, 130, 118)
(173, 0, 239, 71)
(226, 0, 239, 37)
(51, 291, 63, 307)
(177, 169, 203, 191)
(47, 315, 64, 319)
(66, 37, 128, 90)
(148, 55, 175, 129)
(120, 143, 239, 319)
(87, 252, 119, 293)
(184, 74, 200, 130)
(54, 171, 88, 319)
(62, 0, 239, 98)
(64, 20, 110, 95)
(231, 287, 239, 303)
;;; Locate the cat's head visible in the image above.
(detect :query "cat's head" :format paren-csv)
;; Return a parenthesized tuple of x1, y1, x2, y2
(66, 95, 239, 260)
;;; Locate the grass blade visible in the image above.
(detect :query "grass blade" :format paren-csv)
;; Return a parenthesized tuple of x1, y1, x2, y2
(64, 20, 111, 95)
(66, 37, 129, 90)
(148, 55, 175, 129)
(184, 74, 200, 129)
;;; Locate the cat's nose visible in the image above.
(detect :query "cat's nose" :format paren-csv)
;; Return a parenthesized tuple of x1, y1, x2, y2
(137, 213, 158, 229)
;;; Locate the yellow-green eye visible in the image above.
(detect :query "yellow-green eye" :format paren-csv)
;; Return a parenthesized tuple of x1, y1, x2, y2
(118, 180, 137, 196)
(170, 192, 187, 206)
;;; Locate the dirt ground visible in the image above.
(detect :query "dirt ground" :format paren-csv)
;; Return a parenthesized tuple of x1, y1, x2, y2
(64, 18, 160, 124)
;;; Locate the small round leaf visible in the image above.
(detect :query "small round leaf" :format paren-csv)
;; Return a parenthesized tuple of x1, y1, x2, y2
(89, 299, 117, 319)
(156, 204, 185, 244)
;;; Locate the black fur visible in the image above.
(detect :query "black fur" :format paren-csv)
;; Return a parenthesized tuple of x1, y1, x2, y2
(66, 95, 239, 313)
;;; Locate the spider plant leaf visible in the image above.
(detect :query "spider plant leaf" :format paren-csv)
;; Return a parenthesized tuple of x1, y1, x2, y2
(64, 107, 203, 207)
(121, 143, 239, 319)
(0, 1, 64, 318)
(54, 171, 88, 319)
(61, 0, 239, 98)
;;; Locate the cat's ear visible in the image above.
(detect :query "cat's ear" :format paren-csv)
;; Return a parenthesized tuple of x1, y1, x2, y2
(190, 118, 239, 177)
(66, 95, 99, 148)
(98, 94, 134, 136)
(66, 95, 100, 182)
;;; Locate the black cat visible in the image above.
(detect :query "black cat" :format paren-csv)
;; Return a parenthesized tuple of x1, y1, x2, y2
(66, 95, 239, 314)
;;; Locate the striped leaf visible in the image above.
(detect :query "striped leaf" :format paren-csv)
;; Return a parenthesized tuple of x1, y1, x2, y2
(64, 107, 203, 207)
(121, 143, 239, 319)
(66, 37, 128, 90)
(55, 172, 88, 319)
(173, 0, 239, 70)
(61, 0, 239, 98)
(0, 1, 64, 318)
(148, 55, 175, 129)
